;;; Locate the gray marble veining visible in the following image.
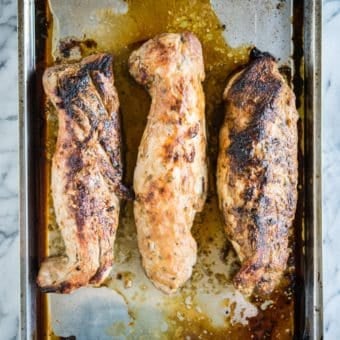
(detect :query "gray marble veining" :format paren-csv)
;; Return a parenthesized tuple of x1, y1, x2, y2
(0, 0, 338, 339)
(323, 1, 340, 339)
(0, 0, 19, 339)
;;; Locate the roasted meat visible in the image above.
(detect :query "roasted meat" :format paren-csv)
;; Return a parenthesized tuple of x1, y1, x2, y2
(37, 54, 130, 293)
(217, 48, 298, 296)
(129, 32, 207, 294)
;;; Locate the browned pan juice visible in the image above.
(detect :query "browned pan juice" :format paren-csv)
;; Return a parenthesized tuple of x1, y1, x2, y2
(34, 1, 55, 338)
(41, 0, 295, 339)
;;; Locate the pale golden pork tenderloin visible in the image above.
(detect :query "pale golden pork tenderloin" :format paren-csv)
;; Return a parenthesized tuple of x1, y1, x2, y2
(217, 48, 298, 296)
(37, 54, 131, 293)
(129, 32, 207, 294)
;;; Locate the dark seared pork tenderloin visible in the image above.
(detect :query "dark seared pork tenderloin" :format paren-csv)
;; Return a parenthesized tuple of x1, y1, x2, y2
(37, 54, 130, 293)
(217, 48, 298, 296)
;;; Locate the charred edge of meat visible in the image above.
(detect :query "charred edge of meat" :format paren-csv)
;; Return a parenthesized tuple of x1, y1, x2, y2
(249, 47, 276, 62)
(40, 281, 75, 294)
(56, 54, 113, 117)
(228, 69, 281, 106)
(56, 71, 89, 117)
(90, 264, 111, 284)
(226, 61, 282, 172)
(83, 54, 113, 77)
(56, 55, 134, 201)
(59, 281, 83, 293)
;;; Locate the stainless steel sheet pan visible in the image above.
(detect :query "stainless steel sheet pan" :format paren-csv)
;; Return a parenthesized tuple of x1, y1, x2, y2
(19, 0, 322, 339)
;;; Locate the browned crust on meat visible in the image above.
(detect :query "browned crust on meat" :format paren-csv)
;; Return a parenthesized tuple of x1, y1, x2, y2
(37, 54, 131, 293)
(217, 48, 298, 296)
(129, 32, 207, 294)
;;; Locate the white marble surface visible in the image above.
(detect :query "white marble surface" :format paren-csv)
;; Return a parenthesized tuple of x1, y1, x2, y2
(0, 0, 20, 339)
(322, 1, 340, 338)
(0, 0, 338, 339)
